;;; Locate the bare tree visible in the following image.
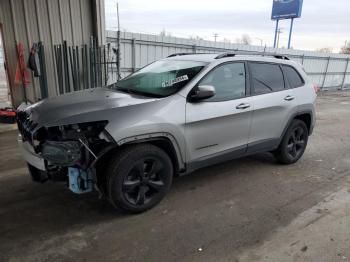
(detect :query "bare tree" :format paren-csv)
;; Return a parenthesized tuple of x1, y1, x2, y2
(316, 47, 333, 53)
(189, 35, 204, 41)
(236, 34, 252, 45)
(223, 38, 231, 44)
(340, 41, 350, 54)
(159, 29, 172, 37)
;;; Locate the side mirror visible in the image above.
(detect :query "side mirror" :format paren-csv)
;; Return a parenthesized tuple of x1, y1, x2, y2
(190, 85, 216, 101)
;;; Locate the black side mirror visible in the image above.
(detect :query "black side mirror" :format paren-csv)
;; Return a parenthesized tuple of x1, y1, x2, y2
(190, 85, 216, 101)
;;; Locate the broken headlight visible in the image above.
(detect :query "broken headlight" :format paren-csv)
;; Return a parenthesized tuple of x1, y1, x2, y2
(40, 121, 110, 167)
(41, 140, 81, 166)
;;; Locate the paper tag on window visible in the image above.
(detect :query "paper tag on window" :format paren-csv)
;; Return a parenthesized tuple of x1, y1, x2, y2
(162, 75, 189, 88)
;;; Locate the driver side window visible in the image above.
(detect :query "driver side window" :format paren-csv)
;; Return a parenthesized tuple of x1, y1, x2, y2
(199, 62, 246, 102)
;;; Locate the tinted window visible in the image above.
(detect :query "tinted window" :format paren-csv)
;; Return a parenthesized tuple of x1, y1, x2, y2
(199, 63, 246, 101)
(250, 63, 284, 95)
(282, 65, 304, 88)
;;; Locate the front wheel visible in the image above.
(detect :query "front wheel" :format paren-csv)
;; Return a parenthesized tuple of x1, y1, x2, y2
(106, 144, 173, 213)
(275, 119, 309, 164)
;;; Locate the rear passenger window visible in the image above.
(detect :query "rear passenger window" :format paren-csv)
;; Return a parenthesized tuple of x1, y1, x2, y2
(282, 65, 304, 88)
(250, 63, 284, 95)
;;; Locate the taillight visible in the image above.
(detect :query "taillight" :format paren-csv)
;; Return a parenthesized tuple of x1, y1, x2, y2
(313, 84, 320, 94)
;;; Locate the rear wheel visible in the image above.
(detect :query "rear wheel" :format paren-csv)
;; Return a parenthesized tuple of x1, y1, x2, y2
(275, 119, 308, 164)
(106, 144, 173, 213)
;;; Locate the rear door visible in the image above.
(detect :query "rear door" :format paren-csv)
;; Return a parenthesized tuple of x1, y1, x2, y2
(185, 62, 253, 162)
(247, 62, 298, 153)
(281, 64, 311, 110)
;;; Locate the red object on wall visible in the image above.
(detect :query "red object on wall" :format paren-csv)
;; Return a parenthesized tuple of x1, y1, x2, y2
(15, 42, 30, 86)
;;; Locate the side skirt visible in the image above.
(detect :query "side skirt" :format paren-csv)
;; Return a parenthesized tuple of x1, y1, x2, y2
(182, 138, 280, 175)
(185, 145, 247, 175)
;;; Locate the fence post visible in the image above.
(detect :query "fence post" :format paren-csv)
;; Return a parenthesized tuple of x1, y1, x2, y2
(301, 54, 305, 65)
(322, 56, 331, 90)
(341, 58, 349, 90)
(131, 38, 136, 73)
(192, 45, 197, 54)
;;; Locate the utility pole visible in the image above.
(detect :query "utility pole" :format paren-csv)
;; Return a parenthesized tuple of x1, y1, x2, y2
(276, 28, 283, 48)
(213, 33, 219, 43)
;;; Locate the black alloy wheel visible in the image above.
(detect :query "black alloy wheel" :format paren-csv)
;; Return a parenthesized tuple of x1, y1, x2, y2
(106, 144, 173, 213)
(275, 119, 309, 164)
(286, 126, 306, 159)
(122, 157, 166, 206)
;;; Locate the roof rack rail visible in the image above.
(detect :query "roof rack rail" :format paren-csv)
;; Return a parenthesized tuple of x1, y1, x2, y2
(167, 53, 198, 58)
(273, 55, 290, 60)
(215, 52, 236, 59)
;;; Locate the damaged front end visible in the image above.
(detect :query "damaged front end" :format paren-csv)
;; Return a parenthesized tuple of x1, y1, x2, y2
(17, 111, 115, 194)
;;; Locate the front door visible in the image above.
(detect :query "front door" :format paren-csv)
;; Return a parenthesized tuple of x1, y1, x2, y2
(185, 62, 253, 163)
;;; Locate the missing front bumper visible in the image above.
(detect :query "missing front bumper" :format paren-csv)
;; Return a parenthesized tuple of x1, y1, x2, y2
(18, 134, 46, 171)
(27, 163, 48, 183)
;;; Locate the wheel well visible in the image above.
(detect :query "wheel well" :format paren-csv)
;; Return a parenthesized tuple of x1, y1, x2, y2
(294, 113, 311, 132)
(147, 138, 180, 175)
(94, 138, 180, 185)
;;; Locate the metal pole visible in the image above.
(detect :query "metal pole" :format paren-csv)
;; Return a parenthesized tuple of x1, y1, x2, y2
(104, 45, 107, 85)
(287, 18, 294, 49)
(276, 29, 281, 48)
(273, 19, 279, 48)
(341, 58, 349, 90)
(322, 56, 331, 90)
(90, 37, 94, 88)
(192, 45, 197, 53)
(68, 46, 76, 91)
(116, 2, 121, 80)
(131, 38, 136, 73)
(81, 46, 85, 89)
(76, 46, 80, 90)
(84, 44, 89, 89)
(54, 45, 64, 94)
(38, 42, 48, 98)
(63, 41, 70, 92)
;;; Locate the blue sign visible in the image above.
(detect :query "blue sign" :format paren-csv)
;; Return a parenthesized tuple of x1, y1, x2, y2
(271, 0, 303, 20)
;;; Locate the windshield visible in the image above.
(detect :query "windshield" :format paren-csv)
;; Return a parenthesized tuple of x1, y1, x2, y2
(113, 60, 207, 97)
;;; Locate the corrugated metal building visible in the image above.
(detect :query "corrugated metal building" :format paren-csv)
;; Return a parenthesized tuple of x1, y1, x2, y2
(0, 0, 105, 106)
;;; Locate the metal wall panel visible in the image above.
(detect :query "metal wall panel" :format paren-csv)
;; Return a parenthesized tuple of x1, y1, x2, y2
(0, 0, 104, 106)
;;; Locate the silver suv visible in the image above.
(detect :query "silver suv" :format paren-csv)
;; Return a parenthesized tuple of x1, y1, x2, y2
(17, 53, 316, 213)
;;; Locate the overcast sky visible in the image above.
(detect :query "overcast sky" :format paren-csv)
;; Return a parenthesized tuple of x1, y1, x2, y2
(105, 0, 349, 52)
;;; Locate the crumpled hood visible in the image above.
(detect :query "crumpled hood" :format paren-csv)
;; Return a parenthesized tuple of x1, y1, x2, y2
(24, 88, 158, 127)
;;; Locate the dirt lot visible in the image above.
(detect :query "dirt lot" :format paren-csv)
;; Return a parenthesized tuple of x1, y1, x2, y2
(1, 91, 350, 262)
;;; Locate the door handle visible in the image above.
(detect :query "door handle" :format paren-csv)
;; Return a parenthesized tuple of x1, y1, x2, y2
(284, 95, 295, 101)
(236, 103, 250, 109)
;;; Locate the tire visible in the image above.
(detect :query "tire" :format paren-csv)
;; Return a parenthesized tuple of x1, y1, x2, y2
(275, 119, 309, 164)
(106, 144, 173, 213)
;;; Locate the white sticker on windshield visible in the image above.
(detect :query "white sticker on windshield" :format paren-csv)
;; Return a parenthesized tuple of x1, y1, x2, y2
(161, 75, 189, 88)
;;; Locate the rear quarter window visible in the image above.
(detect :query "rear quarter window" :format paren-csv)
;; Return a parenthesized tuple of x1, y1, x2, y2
(282, 65, 305, 88)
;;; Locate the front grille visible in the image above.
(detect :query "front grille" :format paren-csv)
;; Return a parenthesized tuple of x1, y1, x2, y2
(17, 111, 38, 145)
